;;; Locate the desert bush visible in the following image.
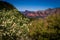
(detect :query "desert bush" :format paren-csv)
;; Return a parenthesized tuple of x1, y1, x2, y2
(0, 9, 30, 40)
(28, 12, 60, 40)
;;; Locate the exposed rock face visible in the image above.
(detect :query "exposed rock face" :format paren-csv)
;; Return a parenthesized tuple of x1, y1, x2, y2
(22, 8, 60, 18)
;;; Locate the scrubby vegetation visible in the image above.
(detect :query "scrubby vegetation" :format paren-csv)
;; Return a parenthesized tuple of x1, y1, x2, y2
(28, 10, 60, 40)
(0, 9, 30, 40)
(0, 8, 60, 40)
(0, 1, 60, 40)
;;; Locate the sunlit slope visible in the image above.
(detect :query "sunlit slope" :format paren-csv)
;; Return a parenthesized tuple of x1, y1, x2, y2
(0, 1, 60, 40)
(28, 8, 60, 40)
(0, 1, 30, 40)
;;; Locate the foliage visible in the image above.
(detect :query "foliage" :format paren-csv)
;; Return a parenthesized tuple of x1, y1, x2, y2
(0, 8, 60, 40)
(0, 9, 30, 40)
(28, 11, 60, 40)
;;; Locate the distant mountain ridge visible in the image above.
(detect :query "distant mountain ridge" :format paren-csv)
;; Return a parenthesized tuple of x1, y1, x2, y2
(22, 8, 60, 18)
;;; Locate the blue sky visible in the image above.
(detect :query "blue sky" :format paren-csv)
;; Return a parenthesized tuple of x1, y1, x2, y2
(3, 0, 60, 11)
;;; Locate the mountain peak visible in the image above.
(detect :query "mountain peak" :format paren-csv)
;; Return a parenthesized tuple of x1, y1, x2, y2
(22, 8, 60, 18)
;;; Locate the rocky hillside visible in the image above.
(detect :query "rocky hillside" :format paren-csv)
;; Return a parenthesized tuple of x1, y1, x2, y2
(22, 8, 60, 18)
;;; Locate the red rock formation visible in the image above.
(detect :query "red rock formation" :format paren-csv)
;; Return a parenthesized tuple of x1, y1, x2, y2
(23, 8, 60, 18)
